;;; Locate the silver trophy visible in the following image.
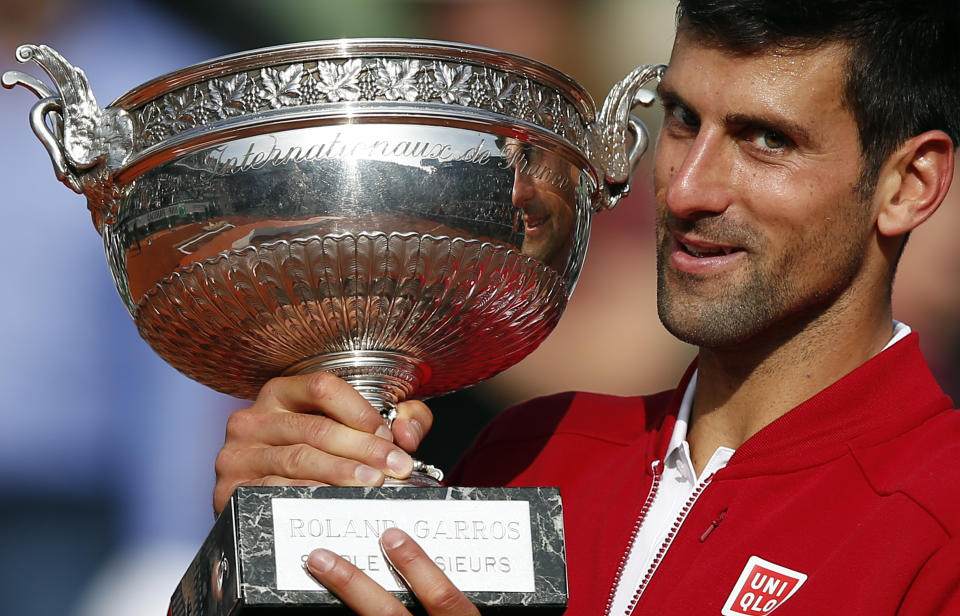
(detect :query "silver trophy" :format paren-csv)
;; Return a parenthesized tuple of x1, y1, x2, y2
(5, 40, 661, 613)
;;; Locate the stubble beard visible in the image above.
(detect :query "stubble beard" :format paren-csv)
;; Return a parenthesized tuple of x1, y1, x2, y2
(656, 244, 788, 348)
(655, 209, 868, 350)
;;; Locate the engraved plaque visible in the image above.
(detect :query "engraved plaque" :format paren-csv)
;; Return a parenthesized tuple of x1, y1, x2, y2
(170, 487, 567, 615)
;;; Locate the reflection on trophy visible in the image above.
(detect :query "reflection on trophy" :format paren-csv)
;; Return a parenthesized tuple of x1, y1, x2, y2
(502, 137, 579, 272)
(5, 39, 662, 613)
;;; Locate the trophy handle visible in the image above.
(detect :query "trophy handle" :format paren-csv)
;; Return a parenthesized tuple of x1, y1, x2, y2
(3, 44, 133, 228)
(589, 63, 666, 211)
(27, 95, 84, 193)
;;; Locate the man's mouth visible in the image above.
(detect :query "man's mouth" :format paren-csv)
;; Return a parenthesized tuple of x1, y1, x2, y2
(678, 238, 739, 258)
(669, 234, 746, 273)
(523, 213, 549, 232)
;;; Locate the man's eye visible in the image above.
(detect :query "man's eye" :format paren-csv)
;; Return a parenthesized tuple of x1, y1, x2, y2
(672, 104, 699, 128)
(663, 102, 699, 130)
(760, 131, 787, 149)
(745, 129, 788, 151)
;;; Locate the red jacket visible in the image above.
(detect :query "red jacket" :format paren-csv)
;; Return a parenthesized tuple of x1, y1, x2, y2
(449, 334, 960, 615)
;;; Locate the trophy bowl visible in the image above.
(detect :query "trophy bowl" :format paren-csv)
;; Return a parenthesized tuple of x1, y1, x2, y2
(6, 39, 664, 613)
(5, 40, 661, 474)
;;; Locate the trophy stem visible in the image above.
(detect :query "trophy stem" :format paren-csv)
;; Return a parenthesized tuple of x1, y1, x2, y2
(283, 350, 443, 486)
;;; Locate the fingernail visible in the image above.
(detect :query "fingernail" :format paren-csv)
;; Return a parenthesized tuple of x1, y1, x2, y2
(386, 450, 412, 476)
(354, 464, 382, 484)
(375, 425, 393, 441)
(381, 528, 406, 550)
(307, 549, 335, 574)
(379, 531, 412, 591)
(408, 419, 423, 444)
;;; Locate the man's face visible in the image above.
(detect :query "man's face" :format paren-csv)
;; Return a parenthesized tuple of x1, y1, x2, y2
(654, 31, 875, 348)
(506, 140, 578, 272)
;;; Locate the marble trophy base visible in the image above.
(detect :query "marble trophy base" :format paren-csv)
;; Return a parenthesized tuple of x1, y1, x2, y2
(169, 486, 567, 615)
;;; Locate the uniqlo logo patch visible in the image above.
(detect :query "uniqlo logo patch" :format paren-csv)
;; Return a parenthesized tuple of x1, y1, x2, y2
(721, 556, 807, 615)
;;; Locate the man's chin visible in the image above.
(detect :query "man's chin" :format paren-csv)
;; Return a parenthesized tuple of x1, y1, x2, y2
(657, 297, 767, 350)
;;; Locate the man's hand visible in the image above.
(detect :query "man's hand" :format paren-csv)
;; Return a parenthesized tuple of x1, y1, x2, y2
(306, 528, 480, 616)
(213, 372, 434, 514)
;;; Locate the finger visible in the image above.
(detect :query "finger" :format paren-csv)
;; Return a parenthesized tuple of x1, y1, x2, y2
(228, 411, 412, 476)
(307, 549, 411, 616)
(380, 529, 480, 616)
(213, 475, 328, 515)
(392, 400, 434, 453)
(257, 372, 387, 434)
(221, 442, 404, 488)
(261, 444, 398, 485)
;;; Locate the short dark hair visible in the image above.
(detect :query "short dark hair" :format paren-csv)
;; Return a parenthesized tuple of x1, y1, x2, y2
(676, 0, 960, 194)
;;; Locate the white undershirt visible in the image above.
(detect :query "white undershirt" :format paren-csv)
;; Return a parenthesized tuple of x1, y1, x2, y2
(607, 321, 912, 615)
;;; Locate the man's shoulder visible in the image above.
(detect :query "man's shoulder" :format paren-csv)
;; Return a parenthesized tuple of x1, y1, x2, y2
(479, 389, 678, 446)
(853, 406, 960, 534)
(446, 388, 679, 487)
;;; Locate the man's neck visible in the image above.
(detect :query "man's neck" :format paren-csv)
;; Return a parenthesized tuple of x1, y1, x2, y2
(685, 305, 895, 476)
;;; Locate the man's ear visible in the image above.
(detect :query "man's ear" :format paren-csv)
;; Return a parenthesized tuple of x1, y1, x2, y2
(875, 130, 955, 237)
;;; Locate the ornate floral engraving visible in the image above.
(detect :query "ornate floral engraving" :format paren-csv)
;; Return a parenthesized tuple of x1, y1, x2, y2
(206, 73, 254, 119)
(140, 102, 168, 142)
(516, 80, 546, 125)
(562, 102, 585, 147)
(432, 62, 473, 105)
(376, 58, 420, 102)
(484, 69, 520, 115)
(259, 64, 304, 108)
(132, 57, 589, 154)
(162, 84, 203, 132)
(309, 58, 362, 103)
(543, 92, 563, 135)
(357, 66, 379, 100)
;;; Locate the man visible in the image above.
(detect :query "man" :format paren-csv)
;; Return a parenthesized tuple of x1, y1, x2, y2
(213, 1, 960, 613)
(502, 137, 579, 271)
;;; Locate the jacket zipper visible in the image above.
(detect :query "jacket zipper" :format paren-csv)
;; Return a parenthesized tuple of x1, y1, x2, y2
(700, 508, 727, 542)
(603, 460, 663, 616)
(604, 463, 716, 616)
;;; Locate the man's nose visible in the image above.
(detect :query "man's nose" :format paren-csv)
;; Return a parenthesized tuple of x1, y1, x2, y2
(663, 130, 735, 219)
(512, 167, 536, 208)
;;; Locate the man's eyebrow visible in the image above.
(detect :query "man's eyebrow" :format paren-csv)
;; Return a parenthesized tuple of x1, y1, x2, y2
(655, 81, 680, 103)
(657, 80, 814, 145)
(724, 112, 813, 145)
(655, 82, 698, 117)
